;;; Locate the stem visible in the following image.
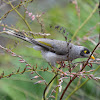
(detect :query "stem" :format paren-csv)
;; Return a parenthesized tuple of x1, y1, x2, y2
(43, 74, 58, 100)
(55, 77, 59, 100)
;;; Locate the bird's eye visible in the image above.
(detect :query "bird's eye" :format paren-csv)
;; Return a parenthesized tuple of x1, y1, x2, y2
(84, 49, 90, 54)
(80, 48, 90, 57)
(84, 50, 87, 54)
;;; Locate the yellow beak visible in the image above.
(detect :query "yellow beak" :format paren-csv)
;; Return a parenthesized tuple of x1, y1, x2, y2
(90, 55, 95, 60)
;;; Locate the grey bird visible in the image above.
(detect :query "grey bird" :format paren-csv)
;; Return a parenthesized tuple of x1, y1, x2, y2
(2, 30, 95, 66)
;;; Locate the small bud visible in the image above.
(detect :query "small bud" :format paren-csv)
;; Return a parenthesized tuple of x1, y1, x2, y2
(88, 76, 92, 79)
(34, 80, 45, 84)
(25, 11, 28, 13)
(12, 53, 16, 56)
(26, 64, 30, 66)
(70, 75, 74, 77)
(19, 59, 25, 63)
(31, 76, 39, 80)
(31, 15, 35, 20)
(49, 95, 55, 98)
(82, 76, 86, 78)
(27, 67, 31, 69)
(77, 76, 79, 78)
(30, 71, 34, 74)
(3, 27, 6, 31)
(28, 12, 32, 16)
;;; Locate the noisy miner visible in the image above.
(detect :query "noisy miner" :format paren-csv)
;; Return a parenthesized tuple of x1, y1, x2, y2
(2, 30, 95, 66)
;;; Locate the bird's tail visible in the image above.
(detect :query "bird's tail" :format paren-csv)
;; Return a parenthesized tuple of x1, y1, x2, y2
(2, 29, 51, 50)
(3, 29, 33, 44)
(2, 29, 55, 52)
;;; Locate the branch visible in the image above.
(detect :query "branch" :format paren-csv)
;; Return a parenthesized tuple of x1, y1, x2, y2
(0, 45, 47, 85)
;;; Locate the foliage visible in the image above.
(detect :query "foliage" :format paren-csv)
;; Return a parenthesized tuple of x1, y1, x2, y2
(0, 0, 100, 100)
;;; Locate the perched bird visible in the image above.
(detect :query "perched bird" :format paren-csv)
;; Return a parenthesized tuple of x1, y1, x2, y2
(2, 30, 95, 66)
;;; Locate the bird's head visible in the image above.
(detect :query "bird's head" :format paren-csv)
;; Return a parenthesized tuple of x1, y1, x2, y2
(80, 48, 95, 60)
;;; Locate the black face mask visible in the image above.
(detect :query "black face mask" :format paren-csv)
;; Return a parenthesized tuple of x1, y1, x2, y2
(80, 48, 90, 57)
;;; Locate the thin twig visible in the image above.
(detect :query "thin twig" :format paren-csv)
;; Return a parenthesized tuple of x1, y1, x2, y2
(0, 0, 32, 20)
(43, 73, 59, 100)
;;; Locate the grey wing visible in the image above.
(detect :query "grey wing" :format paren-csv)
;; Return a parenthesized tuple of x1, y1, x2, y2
(1, 30, 71, 55)
(33, 38, 72, 55)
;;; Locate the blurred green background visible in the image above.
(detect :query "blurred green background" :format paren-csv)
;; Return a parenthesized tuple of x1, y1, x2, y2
(0, 0, 100, 100)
